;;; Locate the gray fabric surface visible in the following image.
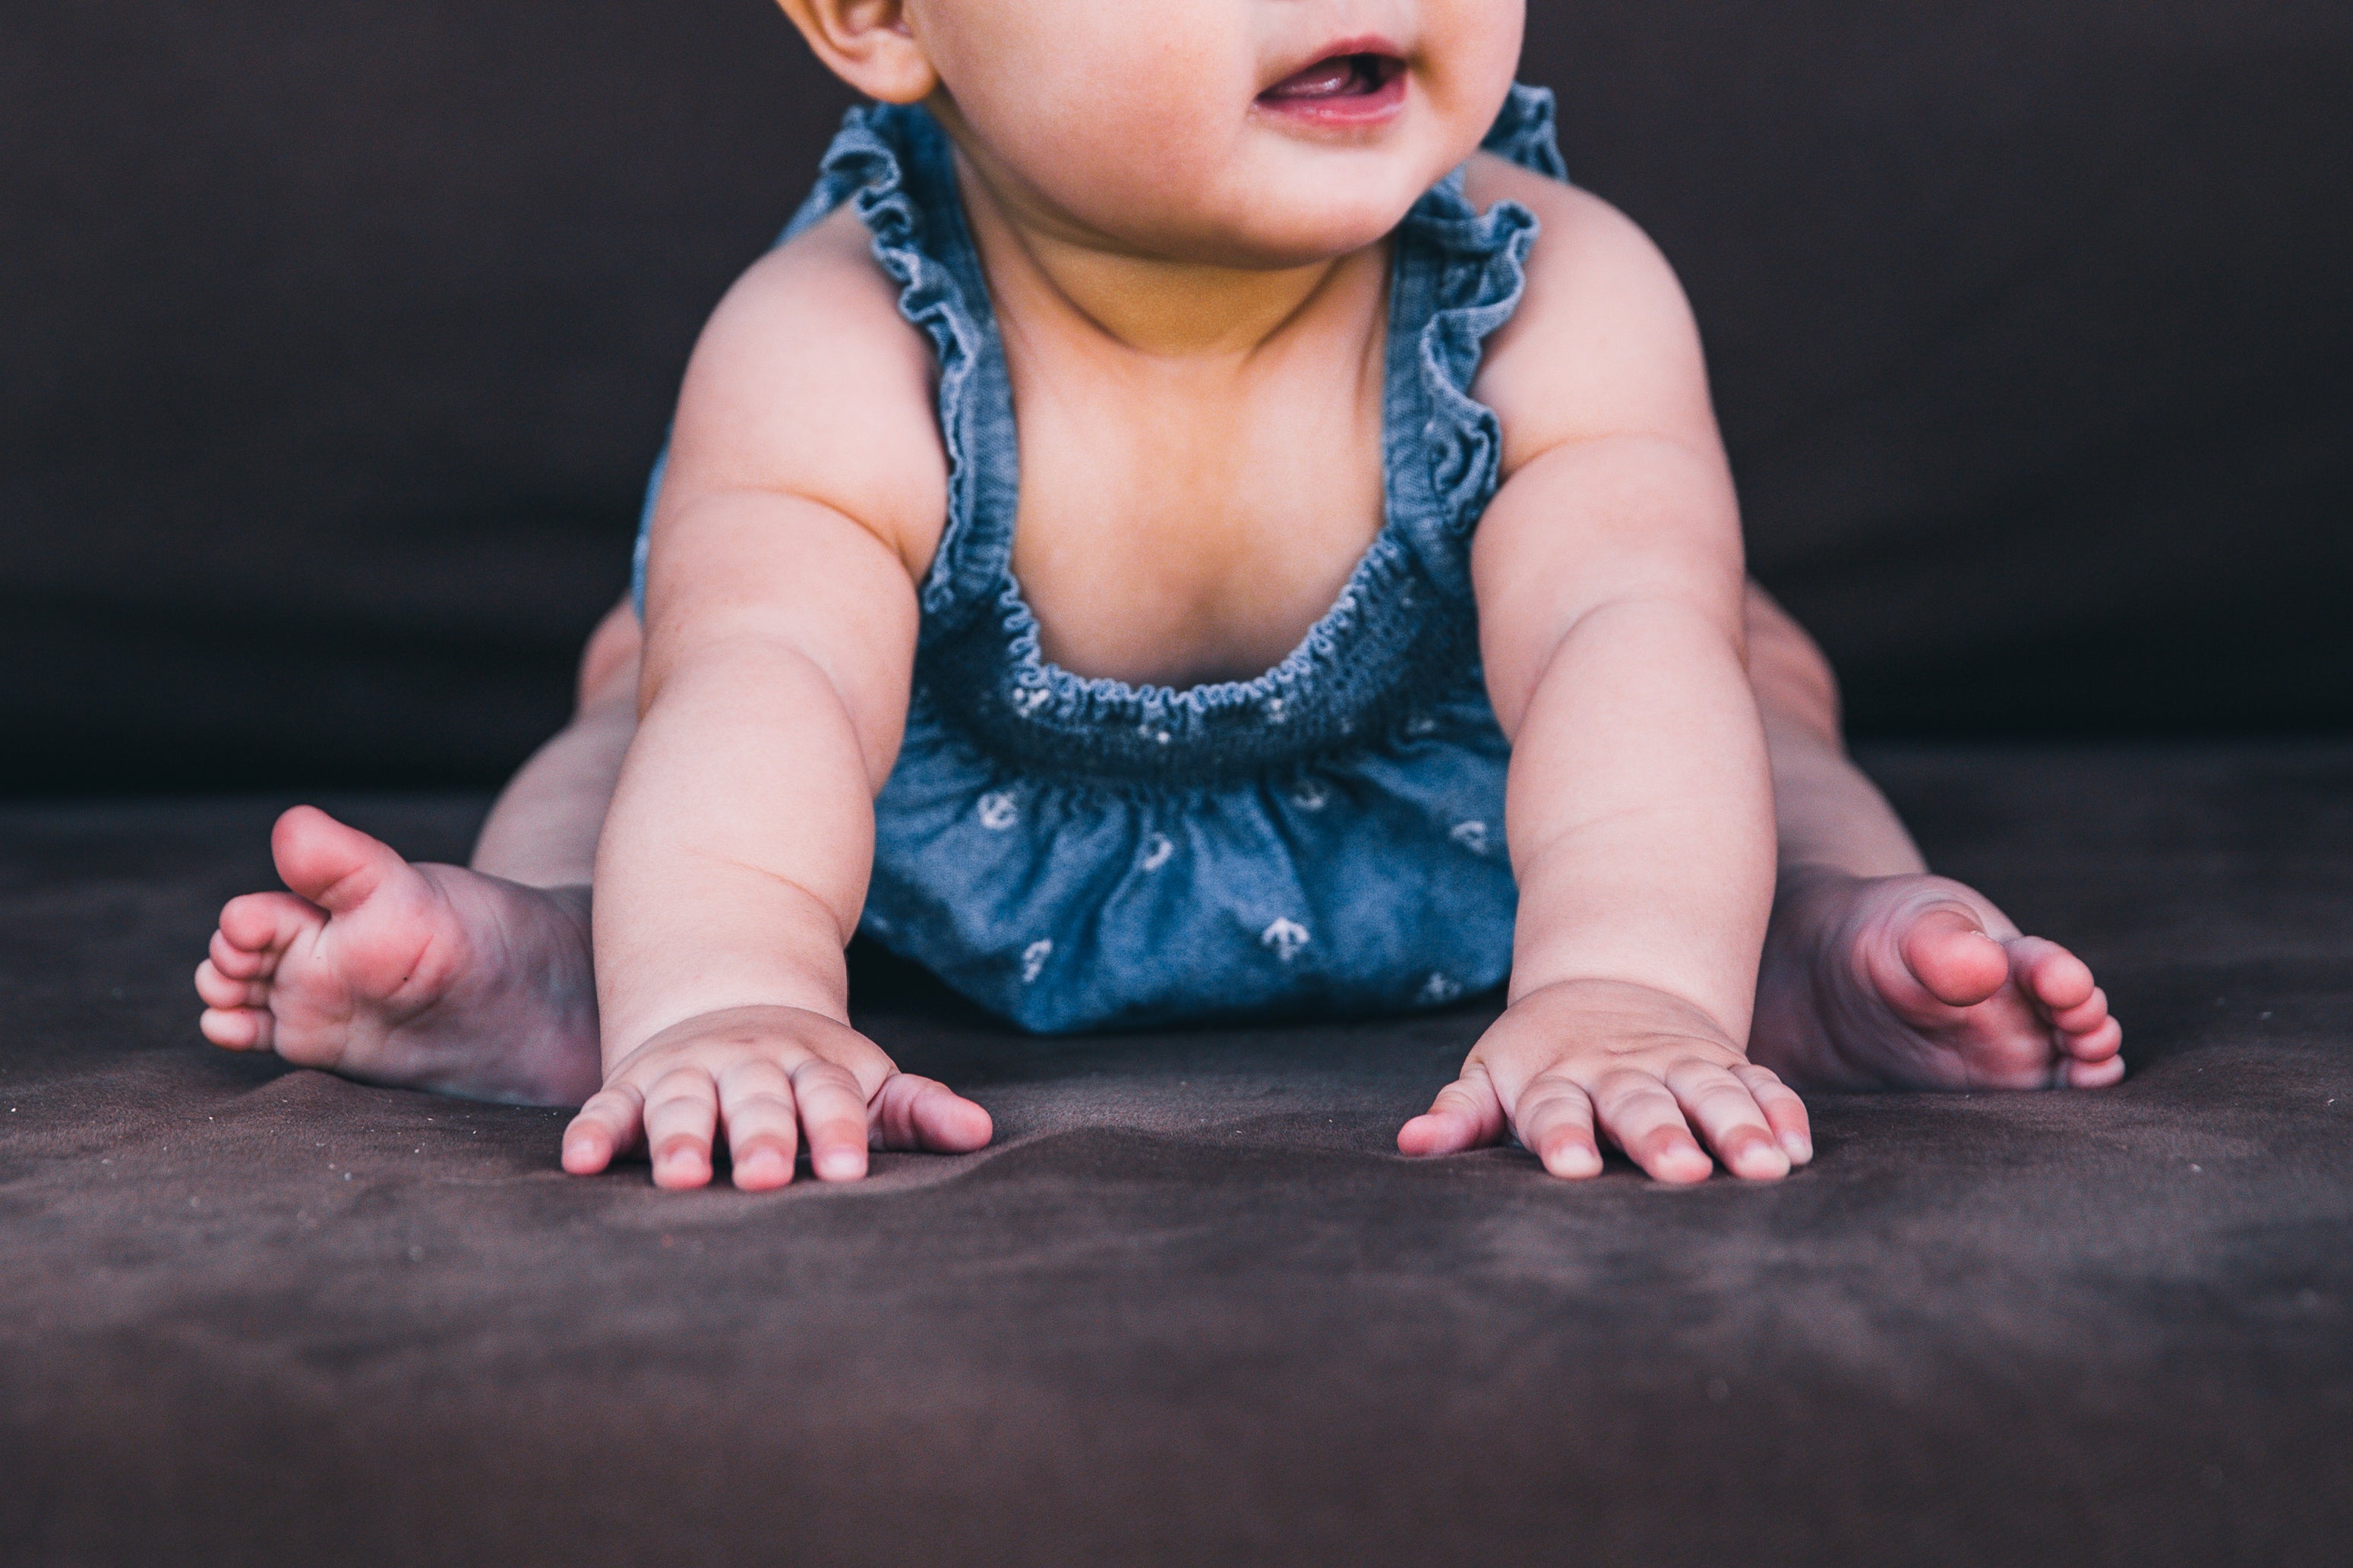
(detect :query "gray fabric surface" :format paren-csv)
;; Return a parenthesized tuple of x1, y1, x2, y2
(2, 744, 2348, 1564)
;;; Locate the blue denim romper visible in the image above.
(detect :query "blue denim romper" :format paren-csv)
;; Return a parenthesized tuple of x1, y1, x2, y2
(636, 87, 1567, 1033)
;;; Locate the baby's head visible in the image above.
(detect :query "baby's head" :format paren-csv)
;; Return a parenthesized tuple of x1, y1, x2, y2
(779, 0, 1524, 267)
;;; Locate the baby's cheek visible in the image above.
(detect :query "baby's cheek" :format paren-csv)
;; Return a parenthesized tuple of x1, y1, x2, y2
(934, 0, 1235, 164)
(1414, 1, 1525, 137)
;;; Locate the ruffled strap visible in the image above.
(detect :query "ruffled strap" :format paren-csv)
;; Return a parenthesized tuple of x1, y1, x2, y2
(813, 106, 1022, 642)
(635, 106, 1018, 640)
(1481, 82, 1569, 180)
(1379, 108, 1549, 603)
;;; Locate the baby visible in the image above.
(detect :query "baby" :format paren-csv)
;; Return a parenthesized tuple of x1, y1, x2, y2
(195, 0, 2122, 1189)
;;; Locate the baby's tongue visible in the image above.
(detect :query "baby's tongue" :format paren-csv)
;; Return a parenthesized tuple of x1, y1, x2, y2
(1262, 57, 1361, 100)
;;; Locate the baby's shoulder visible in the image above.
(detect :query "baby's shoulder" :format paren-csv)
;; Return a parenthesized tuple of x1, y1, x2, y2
(1459, 154, 1717, 474)
(664, 204, 947, 554)
(1461, 151, 1666, 276)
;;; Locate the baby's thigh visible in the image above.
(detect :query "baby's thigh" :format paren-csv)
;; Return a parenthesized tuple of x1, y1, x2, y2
(1742, 581, 1838, 715)
(576, 596, 643, 711)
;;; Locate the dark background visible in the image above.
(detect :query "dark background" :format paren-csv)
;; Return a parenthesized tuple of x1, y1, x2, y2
(5, 0, 2349, 793)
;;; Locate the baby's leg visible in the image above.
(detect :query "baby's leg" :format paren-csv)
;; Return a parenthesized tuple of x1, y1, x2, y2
(469, 600, 642, 888)
(1742, 585, 2124, 1089)
(194, 601, 644, 1105)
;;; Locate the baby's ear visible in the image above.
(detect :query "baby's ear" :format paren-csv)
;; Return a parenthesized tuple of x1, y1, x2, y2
(777, 0, 936, 105)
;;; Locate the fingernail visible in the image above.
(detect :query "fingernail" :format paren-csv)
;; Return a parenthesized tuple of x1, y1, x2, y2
(814, 1149, 864, 1181)
(1546, 1149, 1602, 1178)
(1780, 1134, 1812, 1163)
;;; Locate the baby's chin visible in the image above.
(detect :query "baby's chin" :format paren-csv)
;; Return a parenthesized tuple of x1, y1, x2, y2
(1224, 134, 1478, 256)
(1080, 162, 1445, 270)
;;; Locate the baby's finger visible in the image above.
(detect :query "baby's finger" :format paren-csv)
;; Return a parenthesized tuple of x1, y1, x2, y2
(1511, 1072, 1602, 1178)
(1589, 1070, 1713, 1185)
(642, 1068, 719, 1189)
(789, 1058, 871, 1181)
(1665, 1062, 1789, 1182)
(563, 1083, 645, 1176)
(1734, 1063, 1813, 1164)
(1396, 1060, 1507, 1156)
(716, 1059, 799, 1191)
(870, 1073, 993, 1153)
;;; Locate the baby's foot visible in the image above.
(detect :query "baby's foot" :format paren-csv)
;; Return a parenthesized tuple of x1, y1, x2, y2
(195, 806, 604, 1105)
(1751, 869, 2124, 1091)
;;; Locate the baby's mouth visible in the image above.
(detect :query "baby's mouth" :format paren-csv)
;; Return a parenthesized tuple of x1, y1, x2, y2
(1256, 52, 1407, 122)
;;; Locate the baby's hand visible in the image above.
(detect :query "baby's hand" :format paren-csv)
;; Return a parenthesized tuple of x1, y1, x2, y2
(561, 1005, 993, 1189)
(1398, 980, 1811, 1183)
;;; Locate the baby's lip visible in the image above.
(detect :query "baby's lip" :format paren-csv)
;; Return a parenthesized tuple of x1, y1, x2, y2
(1255, 39, 1408, 125)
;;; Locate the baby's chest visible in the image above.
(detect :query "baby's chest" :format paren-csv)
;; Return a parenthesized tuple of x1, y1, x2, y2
(1004, 374, 1388, 690)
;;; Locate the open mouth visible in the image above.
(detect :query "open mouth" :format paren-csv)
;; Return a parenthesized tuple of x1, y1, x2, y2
(1255, 50, 1407, 125)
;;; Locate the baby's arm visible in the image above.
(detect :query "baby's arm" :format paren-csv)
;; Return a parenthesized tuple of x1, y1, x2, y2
(561, 209, 989, 1188)
(1399, 158, 1805, 1183)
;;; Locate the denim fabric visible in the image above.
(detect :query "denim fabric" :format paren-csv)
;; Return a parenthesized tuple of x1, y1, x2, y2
(636, 88, 1561, 1032)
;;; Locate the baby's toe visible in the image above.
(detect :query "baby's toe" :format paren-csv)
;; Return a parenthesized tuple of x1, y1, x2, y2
(2064, 1052, 2127, 1088)
(199, 1005, 273, 1051)
(2048, 986, 2110, 1036)
(207, 925, 276, 981)
(2009, 937, 2097, 1015)
(1898, 906, 2011, 1008)
(194, 958, 265, 1011)
(216, 892, 316, 963)
(2061, 1014, 2123, 1062)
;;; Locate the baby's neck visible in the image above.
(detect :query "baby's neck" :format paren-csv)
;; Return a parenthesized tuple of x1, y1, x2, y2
(946, 130, 1384, 364)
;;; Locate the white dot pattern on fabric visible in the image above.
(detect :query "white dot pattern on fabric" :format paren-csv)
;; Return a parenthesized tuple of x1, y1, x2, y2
(1265, 696, 1288, 725)
(1407, 715, 1440, 736)
(1260, 918, 1311, 962)
(1290, 780, 1328, 811)
(1450, 820, 1489, 855)
(1020, 939, 1053, 983)
(1417, 971, 1464, 1005)
(977, 791, 1019, 831)
(1140, 834, 1175, 872)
